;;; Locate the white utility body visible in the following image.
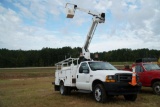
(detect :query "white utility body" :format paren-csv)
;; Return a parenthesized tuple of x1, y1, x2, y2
(53, 3, 141, 103)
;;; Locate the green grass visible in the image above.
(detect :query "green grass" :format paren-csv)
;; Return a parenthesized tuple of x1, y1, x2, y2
(0, 77, 160, 107)
(0, 67, 159, 107)
(0, 68, 55, 79)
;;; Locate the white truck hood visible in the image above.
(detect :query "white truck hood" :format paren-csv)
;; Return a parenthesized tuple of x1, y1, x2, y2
(91, 70, 132, 76)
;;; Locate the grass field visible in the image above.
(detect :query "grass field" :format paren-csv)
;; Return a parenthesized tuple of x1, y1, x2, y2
(0, 67, 55, 79)
(0, 67, 159, 107)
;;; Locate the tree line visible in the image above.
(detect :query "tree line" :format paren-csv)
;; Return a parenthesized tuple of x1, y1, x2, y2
(0, 47, 160, 68)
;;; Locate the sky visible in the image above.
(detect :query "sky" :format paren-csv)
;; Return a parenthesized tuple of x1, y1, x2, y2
(0, 0, 160, 52)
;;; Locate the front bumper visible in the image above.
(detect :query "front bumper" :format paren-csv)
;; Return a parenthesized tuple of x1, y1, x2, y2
(103, 82, 142, 95)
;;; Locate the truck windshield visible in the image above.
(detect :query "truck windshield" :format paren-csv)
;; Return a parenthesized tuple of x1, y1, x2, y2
(88, 62, 117, 71)
(143, 64, 160, 71)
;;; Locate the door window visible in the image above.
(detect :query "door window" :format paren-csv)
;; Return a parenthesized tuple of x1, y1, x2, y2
(135, 65, 143, 72)
(79, 63, 89, 73)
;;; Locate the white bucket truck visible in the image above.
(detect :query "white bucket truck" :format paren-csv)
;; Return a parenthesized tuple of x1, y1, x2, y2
(53, 3, 141, 103)
(54, 58, 141, 103)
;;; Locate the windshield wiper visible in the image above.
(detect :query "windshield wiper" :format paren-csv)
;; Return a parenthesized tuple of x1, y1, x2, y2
(95, 69, 103, 70)
(92, 69, 115, 70)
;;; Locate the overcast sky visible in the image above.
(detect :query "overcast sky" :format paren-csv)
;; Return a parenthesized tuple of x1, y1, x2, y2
(0, 0, 160, 52)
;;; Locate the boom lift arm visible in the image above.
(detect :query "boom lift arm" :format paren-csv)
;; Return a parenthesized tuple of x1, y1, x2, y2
(65, 3, 105, 60)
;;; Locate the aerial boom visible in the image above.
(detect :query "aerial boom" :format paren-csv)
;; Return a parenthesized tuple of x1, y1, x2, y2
(82, 18, 98, 59)
(65, 3, 105, 60)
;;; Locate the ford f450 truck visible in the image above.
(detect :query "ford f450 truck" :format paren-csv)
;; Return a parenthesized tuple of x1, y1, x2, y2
(53, 58, 141, 103)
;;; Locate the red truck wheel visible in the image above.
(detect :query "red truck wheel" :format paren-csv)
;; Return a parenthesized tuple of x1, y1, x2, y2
(152, 82, 160, 95)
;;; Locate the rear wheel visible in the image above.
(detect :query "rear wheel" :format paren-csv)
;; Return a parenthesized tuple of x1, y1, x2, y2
(152, 82, 160, 95)
(124, 94, 137, 101)
(60, 82, 68, 95)
(93, 84, 107, 103)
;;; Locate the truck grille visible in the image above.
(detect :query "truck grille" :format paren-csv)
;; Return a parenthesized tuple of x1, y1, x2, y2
(115, 73, 132, 82)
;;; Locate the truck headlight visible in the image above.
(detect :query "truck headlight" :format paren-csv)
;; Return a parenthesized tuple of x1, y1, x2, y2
(106, 75, 115, 82)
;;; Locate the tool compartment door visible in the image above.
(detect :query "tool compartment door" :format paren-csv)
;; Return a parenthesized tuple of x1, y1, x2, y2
(64, 69, 72, 86)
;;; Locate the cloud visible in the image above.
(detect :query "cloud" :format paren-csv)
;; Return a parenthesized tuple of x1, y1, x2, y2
(11, 0, 65, 25)
(93, 0, 160, 51)
(0, 3, 84, 50)
(0, 4, 59, 50)
(0, 0, 160, 52)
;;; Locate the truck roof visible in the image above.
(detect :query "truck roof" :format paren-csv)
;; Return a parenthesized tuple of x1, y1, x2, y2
(135, 58, 157, 63)
(135, 62, 157, 65)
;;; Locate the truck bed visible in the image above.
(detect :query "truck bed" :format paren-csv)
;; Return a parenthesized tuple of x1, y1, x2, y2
(55, 65, 78, 87)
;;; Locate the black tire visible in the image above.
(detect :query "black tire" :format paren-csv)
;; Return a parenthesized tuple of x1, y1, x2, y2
(152, 82, 160, 95)
(93, 84, 107, 103)
(124, 94, 137, 101)
(60, 82, 68, 95)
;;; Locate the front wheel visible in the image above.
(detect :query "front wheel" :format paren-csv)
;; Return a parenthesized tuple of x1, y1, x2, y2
(124, 94, 137, 101)
(152, 82, 160, 95)
(93, 84, 107, 103)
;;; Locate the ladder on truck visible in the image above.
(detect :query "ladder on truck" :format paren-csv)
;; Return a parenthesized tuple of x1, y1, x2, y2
(55, 57, 79, 70)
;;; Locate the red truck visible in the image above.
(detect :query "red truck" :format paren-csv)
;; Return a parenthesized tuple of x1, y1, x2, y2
(125, 58, 160, 95)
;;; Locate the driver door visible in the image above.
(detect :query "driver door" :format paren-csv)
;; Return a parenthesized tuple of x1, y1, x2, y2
(135, 65, 147, 86)
(76, 62, 90, 90)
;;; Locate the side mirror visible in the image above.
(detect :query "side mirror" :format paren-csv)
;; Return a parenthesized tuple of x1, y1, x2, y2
(83, 69, 89, 73)
(83, 67, 89, 74)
